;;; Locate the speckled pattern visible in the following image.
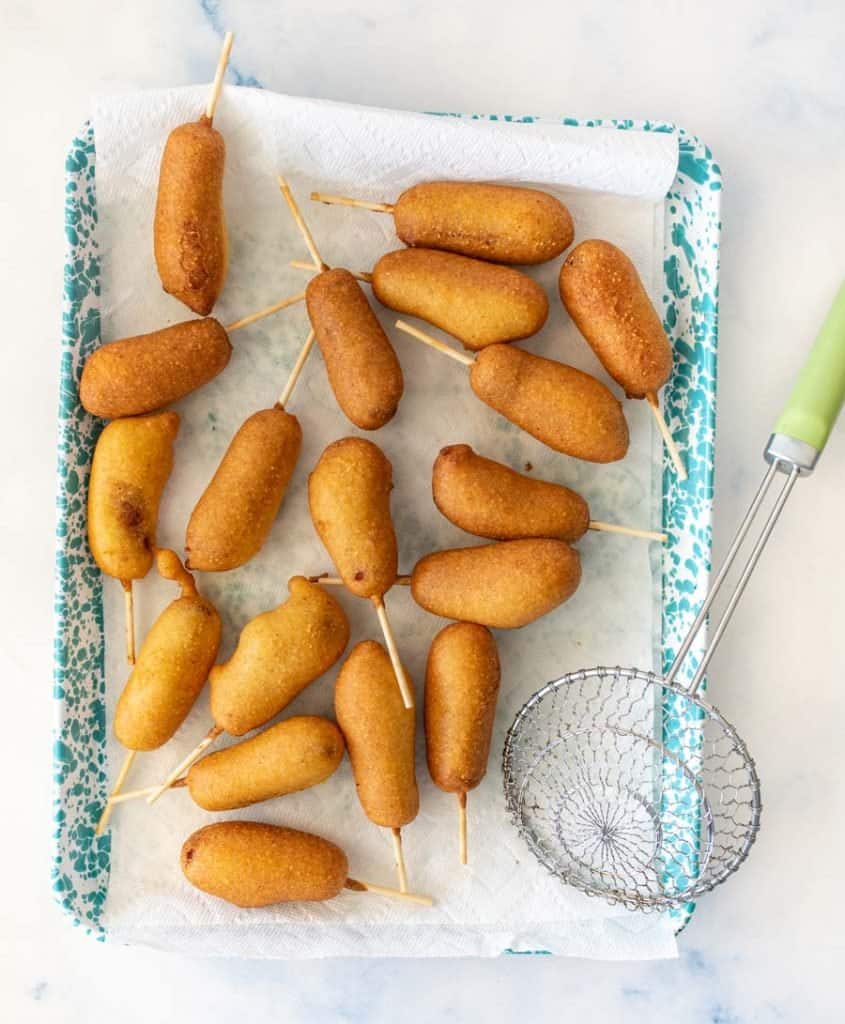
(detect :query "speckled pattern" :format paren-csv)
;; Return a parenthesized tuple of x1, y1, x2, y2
(54, 122, 108, 938)
(657, 127, 720, 930)
(53, 115, 719, 942)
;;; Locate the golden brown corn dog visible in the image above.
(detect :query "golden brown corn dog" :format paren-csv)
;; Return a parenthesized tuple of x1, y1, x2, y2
(181, 822, 349, 907)
(469, 344, 629, 463)
(79, 318, 232, 419)
(185, 407, 302, 571)
(306, 269, 403, 429)
(186, 716, 344, 810)
(425, 622, 500, 793)
(411, 539, 581, 628)
(209, 577, 349, 736)
(559, 239, 673, 399)
(432, 444, 590, 542)
(392, 182, 574, 265)
(335, 641, 419, 828)
(114, 550, 221, 751)
(154, 116, 227, 316)
(181, 821, 432, 908)
(372, 248, 548, 351)
(308, 438, 398, 600)
(87, 411, 180, 581)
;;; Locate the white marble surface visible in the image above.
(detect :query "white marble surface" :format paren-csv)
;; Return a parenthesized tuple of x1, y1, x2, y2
(2, 0, 845, 1019)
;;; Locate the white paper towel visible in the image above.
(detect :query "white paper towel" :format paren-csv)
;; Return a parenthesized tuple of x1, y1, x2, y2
(92, 85, 679, 959)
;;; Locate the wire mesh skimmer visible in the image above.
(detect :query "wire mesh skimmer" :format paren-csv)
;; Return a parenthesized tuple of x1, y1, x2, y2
(503, 282, 845, 912)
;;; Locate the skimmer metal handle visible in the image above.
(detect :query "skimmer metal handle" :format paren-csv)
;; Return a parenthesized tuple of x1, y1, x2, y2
(666, 281, 845, 694)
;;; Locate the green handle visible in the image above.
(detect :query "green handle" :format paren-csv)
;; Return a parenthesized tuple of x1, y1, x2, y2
(774, 282, 845, 450)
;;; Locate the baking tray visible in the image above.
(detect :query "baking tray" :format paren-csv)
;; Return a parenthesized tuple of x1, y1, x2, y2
(53, 113, 720, 943)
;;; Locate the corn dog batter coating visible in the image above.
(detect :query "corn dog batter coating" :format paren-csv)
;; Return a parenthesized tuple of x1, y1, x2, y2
(185, 407, 302, 571)
(335, 640, 419, 829)
(154, 117, 228, 316)
(411, 538, 581, 629)
(308, 437, 398, 599)
(559, 239, 673, 399)
(432, 444, 590, 542)
(187, 716, 344, 810)
(209, 576, 349, 736)
(181, 821, 349, 907)
(393, 181, 574, 265)
(425, 622, 501, 793)
(306, 269, 403, 430)
(372, 248, 549, 351)
(114, 550, 221, 751)
(470, 344, 629, 463)
(79, 318, 232, 419)
(87, 411, 179, 581)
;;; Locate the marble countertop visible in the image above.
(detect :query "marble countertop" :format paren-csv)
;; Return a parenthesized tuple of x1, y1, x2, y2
(3, 1, 844, 1020)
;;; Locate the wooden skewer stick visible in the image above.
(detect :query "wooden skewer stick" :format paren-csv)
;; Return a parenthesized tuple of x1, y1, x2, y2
(121, 580, 136, 665)
(289, 259, 373, 284)
(277, 329, 317, 409)
(95, 749, 137, 836)
(105, 776, 188, 806)
(344, 878, 433, 907)
(309, 573, 411, 586)
(224, 291, 306, 333)
(391, 827, 409, 893)
(278, 177, 327, 271)
(589, 521, 667, 543)
(311, 192, 395, 215)
(372, 596, 414, 710)
(268, 177, 325, 409)
(146, 725, 223, 805)
(646, 392, 688, 481)
(394, 319, 474, 367)
(458, 792, 468, 866)
(205, 31, 234, 123)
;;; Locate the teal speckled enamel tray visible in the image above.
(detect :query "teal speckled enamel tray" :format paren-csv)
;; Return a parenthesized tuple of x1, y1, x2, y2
(53, 115, 720, 945)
